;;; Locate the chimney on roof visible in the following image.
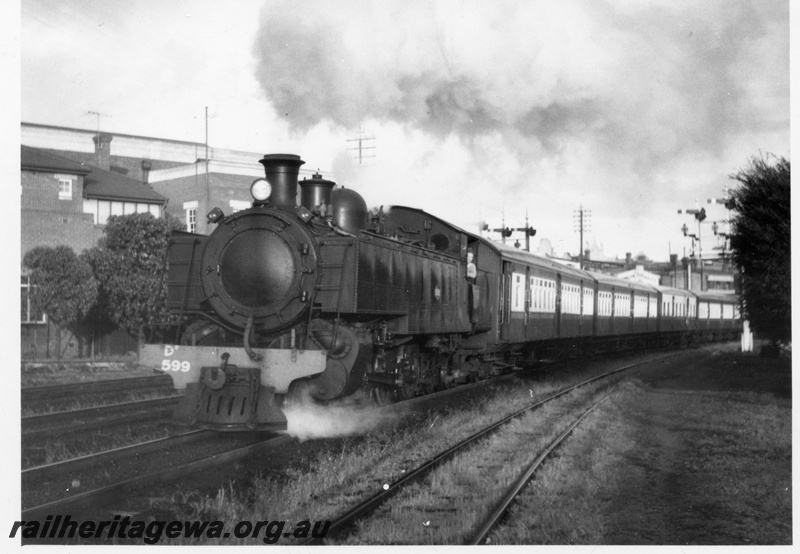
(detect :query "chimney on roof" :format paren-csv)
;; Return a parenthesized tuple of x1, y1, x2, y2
(141, 160, 152, 185)
(93, 133, 113, 170)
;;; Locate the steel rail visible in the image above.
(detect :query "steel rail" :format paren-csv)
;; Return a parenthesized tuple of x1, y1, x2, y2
(22, 434, 292, 520)
(22, 395, 181, 429)
(301, 353, 676, 545)
(22, 429, 212, 480)
(22, 410, 177, 443)
(465, 395, 609, 545)
(22, 396, 182, 439)
(21, 374, 173, 403)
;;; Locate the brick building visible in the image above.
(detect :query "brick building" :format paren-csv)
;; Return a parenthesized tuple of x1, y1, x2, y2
(148, 161, 261, 234)
(21, 145, 167, 358)
(20, 122, 290, 358)
(20, 122, 296, 234)
(21, 146, 97, 257)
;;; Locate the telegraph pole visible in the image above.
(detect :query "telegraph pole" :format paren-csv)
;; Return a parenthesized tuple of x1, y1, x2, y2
(573, 205, 591, 269)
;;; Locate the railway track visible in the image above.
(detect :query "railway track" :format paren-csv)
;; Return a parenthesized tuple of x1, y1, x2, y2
(22, 432, 290, 519)
(465, 396, 607, 544)
(22, 395, 182, 439)
(20, 358, 541, 521)
(23, 430, 211, 483)
(300, 354, 671, 545)
(20, 350, 681, 539)
(21, 374, 172, 405)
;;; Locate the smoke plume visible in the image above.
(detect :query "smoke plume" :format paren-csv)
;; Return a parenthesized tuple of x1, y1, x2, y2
(251, 0, 788, 257)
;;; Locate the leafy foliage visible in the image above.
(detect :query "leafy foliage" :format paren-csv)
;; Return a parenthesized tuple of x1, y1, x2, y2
(23, 245, 99, 356)
(85, 213, 182, 339)
(728, 154, 790, 344)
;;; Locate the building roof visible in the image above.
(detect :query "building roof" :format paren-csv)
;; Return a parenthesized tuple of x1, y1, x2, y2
(84, 166, 166, 203)
(22, 145, 166, 204)
(21, 145, 90, 175)
(23, 121, 204, 148)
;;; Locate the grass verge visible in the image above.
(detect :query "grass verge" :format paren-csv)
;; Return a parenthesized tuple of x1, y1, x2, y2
(491, 353, 791, 545)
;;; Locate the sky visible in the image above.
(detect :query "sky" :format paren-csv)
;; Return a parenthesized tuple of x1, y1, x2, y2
(16, 0, 792, 261)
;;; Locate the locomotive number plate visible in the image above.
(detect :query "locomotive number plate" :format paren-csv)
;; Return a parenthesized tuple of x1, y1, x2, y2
(160, 358, 192, 373)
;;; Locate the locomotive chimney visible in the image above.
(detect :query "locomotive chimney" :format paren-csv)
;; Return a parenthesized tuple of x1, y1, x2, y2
(299, 173, 335, 214)
(258, 154, 305, 208)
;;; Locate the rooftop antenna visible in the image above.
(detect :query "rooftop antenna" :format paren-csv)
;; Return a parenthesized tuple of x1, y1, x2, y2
(86, 110, 111, 138)
(347, 123, 376, 165)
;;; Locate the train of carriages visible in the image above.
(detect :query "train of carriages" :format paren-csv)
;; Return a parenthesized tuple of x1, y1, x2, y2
(140, 153, 741, 431)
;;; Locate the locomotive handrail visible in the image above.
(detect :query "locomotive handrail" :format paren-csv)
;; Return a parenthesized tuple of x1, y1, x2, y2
(331, 243, 353, 349)
(174, 237, 201, 343)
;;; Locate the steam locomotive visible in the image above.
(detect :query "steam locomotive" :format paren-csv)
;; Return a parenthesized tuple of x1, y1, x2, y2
(140, 153, 741, 431)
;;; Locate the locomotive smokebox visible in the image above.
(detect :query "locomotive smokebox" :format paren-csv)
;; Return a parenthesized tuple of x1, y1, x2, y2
(259, 153, 305, 208)
(299, 173, 335, 213)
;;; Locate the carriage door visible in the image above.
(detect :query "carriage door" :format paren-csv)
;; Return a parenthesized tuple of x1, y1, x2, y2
(500, 262, 511, 341)
(555, 274, 562, 338)
(629, 292, 635, 334)
(523, 266, 531, 338)
(609, 287, 615, 335)
(578, 279, 584, 335)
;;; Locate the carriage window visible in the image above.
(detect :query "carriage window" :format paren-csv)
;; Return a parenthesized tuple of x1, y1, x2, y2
(530, 277, 556, 313)
(583, 287, 594, 316)
(511, 273, 525, 312)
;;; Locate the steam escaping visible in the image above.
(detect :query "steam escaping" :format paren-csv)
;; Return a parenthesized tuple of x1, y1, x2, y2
(283, 387, 392, 441)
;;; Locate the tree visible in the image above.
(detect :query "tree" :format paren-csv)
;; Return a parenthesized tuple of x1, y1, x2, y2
(727, 154, 790, 350)
(85, 213, 182, 344)
(23, 245, 99, 358)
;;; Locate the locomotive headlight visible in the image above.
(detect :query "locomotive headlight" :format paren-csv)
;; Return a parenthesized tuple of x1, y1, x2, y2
(251, 178, 272, 201)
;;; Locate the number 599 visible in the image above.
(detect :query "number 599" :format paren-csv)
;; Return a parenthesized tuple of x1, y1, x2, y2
(161, 359, 191, 372)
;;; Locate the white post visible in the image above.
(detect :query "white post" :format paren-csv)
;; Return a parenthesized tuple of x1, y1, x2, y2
(741, 320, 754, 352)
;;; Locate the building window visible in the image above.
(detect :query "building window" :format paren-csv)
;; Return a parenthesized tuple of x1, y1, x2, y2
(21, 275, 46, 324)
(56, 175, 73, 200)
(184, 200, 198, 233)
(229, 200, 252, 213)
(84, 199, 162, 225)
